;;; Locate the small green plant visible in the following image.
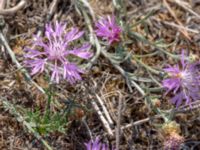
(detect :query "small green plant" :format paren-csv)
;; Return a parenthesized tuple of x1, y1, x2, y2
(24, 88, 68, 135)
(24, 87, 86, 135)
(25, 107, 68, 135)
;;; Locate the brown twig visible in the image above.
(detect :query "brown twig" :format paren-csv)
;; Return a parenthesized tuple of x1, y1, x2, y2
(163, 0, 191, 41)
(0, 0, 26, 15)
(116, 91, 123, 150)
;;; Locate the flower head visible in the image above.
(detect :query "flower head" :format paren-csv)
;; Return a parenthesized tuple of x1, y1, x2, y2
(24, 21, 92, 84)
(95, 16, 122, 44)
(163, 133, 184, 150)
(161, 121, 184, 150)
(162, 51, 200, 107)
(85, 137, 115, 150)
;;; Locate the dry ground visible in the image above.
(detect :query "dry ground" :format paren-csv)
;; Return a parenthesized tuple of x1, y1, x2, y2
(0, 0, 200, 150)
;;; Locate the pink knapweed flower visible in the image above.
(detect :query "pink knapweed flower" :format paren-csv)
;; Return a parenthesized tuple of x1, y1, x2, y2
(95, 16, 122, 44)
(162, 51, 200, 107)
(163, 133, 184, 150)
(24, 22, 93, 84)
(85, 137, 115, 150)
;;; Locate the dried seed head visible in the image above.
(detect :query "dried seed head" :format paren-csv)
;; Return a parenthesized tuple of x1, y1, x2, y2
(161, 121, 181, 136)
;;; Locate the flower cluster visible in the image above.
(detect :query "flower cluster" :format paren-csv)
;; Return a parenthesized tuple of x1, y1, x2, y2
(162, 51, 200, 107)
(24, 22, 92, 84)
(85, 137, 115, 150)
(95, 16, 122, 44)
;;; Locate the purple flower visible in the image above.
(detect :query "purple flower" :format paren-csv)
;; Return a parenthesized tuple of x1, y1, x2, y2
(95, 16, 122, 44)
(163, 133, 184, 150)
(162, 51, 200, 107)
(24, 21, 93, 84)
(85, 137, 115, 150)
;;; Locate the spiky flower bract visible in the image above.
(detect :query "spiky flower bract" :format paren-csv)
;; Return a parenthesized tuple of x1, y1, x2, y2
(162, 50, 200, 107)
(95, 16, 122, 44)
(85, 137, 115, 150)
(24, 21, 93, 84)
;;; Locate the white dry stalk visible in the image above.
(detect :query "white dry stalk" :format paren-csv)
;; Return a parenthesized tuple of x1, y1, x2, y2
(91, 99, 114, 136)
(49, 0, 59, 17)
(111, 115, 161, 133)
(95, 93, 114, 126)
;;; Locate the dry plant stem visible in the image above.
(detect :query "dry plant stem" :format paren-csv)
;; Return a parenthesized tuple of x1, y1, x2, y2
(95, 93, 114, 126)
(91, 80, 114, 136)
(176, 100, 200, 113)
(47, 0, 59, 21)
(173, 0, 200, 20)
(82, 117, 93, 139)
(116, 91, 122, 150)
(0, 0, 26, 15)
(49, 0, 59, 16)
(118, 115, 161, 131)
(0, 32, 45, 94)
(0, 0, 6, 9)
(1, 98, 53, 150)
(111, 100, 200, 133)
(163, 0, 191, 40)
(91, 98, 114, 136)
(153, 18, 199, 34)
(162, 20, 199, 33)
